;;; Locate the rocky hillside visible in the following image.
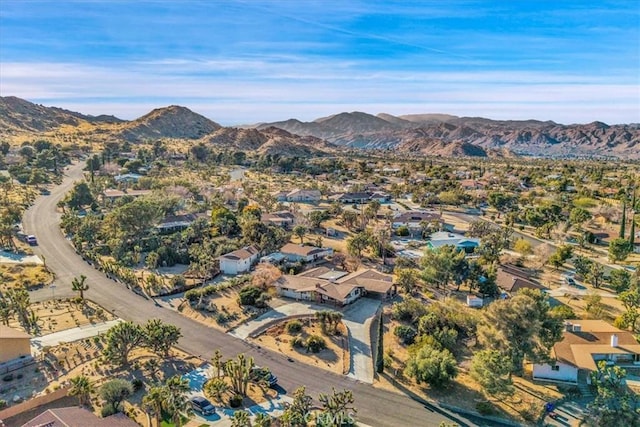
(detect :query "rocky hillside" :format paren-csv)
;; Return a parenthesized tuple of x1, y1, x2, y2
(0, 97, 335, 157)
(257, 111, 640, 158)
(201, 126, 335, 156)
(114, 105, 222, 142)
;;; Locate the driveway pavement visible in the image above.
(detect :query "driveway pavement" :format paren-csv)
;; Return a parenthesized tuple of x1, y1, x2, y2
(0, 250, 43, 265)
(229, 298, 381, 383)
(548, 286, 617, 298)
(30, 319, 122, 354)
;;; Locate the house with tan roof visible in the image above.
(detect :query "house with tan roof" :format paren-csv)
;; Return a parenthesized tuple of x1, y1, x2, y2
(219, 246, 259, 275)
(22, 406, 138, 427)
(0, 325, 31, 364)
(280, 243, 333, 263)
(275, 267, 396, 305)
(279, 189, 322, 203)
(261, 211, 295, 229)
(392, 210, 443, 231)
(532, 320, 640, 384)
(496, 264, 547, 295)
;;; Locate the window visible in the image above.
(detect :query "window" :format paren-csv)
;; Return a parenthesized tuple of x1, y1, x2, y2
(551, 365, 560, 371)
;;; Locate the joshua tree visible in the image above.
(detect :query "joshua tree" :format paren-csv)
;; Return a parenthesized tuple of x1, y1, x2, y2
(71, 274, 89, 300)
(212, 349, 223, 378)
(224, 353, 254, 397)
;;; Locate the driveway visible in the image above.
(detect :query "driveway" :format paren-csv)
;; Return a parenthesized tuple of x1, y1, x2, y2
(30, 319, 122, 354)
(182, 364, 292, 426)
(229, 298, 381, 384)
(548, 286, 617, 298)
(0, 250, 43, 265)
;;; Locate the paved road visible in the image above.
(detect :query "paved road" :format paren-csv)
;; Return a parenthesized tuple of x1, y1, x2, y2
(21, 162, 503, 427)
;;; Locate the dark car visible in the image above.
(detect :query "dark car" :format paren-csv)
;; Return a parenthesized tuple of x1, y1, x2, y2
(190, 396, 215, 415)
(25, 235, 38, 246)
(251, 366, 278, 387)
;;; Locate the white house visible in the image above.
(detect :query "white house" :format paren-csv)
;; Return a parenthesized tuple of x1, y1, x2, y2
(533, 320, 640, 384)
(218, 246, 259, 275)
(392, 210, 443, 230)
(285, 189, 322, 203)
(274, 275, 363, 306)
(280, 243, 333, 263)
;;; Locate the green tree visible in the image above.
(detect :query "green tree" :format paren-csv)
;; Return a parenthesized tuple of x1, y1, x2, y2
(211, 206, 238, 236)
(586, 262, 605, 288)
(307, 210, 329, 229)
(282, 386, 313, 426)
(71, 274, 89, 300)
(404, 343, 458, 388)
(346, 231, 371, 258)
(421, 245, 468, 290)
(548, 244, 573, 270)
(99, 379, 133, 413)
(67, 182, 95, 210)
(254, 413, 273, 427)
(586, 362, 640, 427)
(619, 286, 640, 331)
(142, 386, 165, 427)
(69, 375, 94, 406)
(212, 349, 223, 378)
(574, 255, 593, 279)
(143, 319, 182, 358)
(470, 350, 513, 396)
(513, 238, 533, 257)
(292, 225, 308, 244)
(569, 207, 591, 229)
(103, 321, 144, 366)
(163, 375, 192, 427)
(609, 269, 632, 293)
(395, 268, 421, 294)
(609, 238, 632, 263)
(477, 289, 563, 376)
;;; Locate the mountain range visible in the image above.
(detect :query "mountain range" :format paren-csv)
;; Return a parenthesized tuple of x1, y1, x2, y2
(1, 96, 638, 159)
(254, 112, 640, 158)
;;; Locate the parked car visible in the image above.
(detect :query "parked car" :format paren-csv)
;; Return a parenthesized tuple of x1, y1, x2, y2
(563, 275, 577, 286)
(25, 235, 38, 246)
(190, 396, 216, 415)
(251, 366, 278, 387)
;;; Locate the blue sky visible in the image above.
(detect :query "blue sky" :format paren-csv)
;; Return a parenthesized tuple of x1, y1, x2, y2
(1, 0, 638, 124)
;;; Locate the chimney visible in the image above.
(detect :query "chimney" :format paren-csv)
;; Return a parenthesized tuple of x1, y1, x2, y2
(611, 334, 619, 348)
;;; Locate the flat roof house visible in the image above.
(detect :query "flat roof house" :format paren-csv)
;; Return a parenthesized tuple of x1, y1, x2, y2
(533, 320, 640, 384)
(219, 246, 259, 275)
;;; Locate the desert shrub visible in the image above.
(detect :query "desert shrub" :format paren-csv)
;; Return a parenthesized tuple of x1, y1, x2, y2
(551, 304, 576, 320)
(238, 286, 263, 305)
(132, 378, 143, 392)
(0, 400, 6, 409)
(291, 336, 304, 348)
(2, 374, 13, 382)
(394, 325, 417, 345)
(254, 292, 272, 308)
(229, 394, 243, 408)
(476, 401, 497, 415)
(286, 320, 303, 334)
(391, 297, 428, 323)
(305, 335, 326, 353)
(396, 226, 410, 236)
(101, 405, 117, 417)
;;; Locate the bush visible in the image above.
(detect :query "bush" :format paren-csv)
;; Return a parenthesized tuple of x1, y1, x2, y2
(305, 335, 326, 353)
(476, 401, 497, 415)
(229, 394, 243, 408)
(2, 374, 13, 382)
(551, 304, 576, 320)
(0, 399, 6, 409)
(291, 336, 304, 348)
(391, 297, 428, 323)
(396, 225, 410, 236)
(286, 320, 303, 334)
(394, 325, 417, 345)
(255, 292, 272, 308)
(131, 378, 143, 392)
(101, 405, 117, 417)
(376, 312, 384, 374)
(238, 286, 263, 306)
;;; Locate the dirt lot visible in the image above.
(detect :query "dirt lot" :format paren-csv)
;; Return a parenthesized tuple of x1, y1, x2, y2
(178, 287, 260, 332)
(7, 299, 116, 336)
(0, 263, 53, 292)
(249, 318, 349, 375)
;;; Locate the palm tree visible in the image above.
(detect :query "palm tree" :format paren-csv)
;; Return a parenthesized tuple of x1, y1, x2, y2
(163, 376, 192, 427)
(71, 275, 89, 300)
(142, 386, 165, 427)
(68, 375, 94, 407)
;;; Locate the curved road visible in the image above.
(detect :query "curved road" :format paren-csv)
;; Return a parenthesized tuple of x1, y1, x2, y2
(23, 162, 495, 427)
